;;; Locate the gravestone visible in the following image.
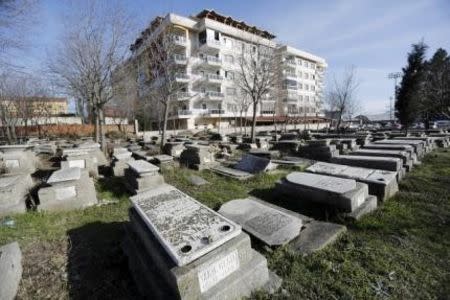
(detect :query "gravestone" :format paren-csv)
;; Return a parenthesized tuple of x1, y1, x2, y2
(38, 167, 97, 211)
(276, 172, 377, 220)
(123, 184, 280, 299)
(0, 145, 37, 174)
(363, 143, 418, 164)
(350, 149, 413, 171)
(153, 154, 174, 165)
(163, 142, 185, 158)
(61, 149, 99, 177)
(306, 162, 398, 201)
(0, 174, 33, 217)
(124, 160, 164, 194)
(234, 154, 277, 174)
(111, 148, 134, 177)
(77, 142, 108, 166)
(219, 198, 302, 246)
(210, 165, 255, 181)
(373, 139, 425, 158)
(179, 145, 217, 170)
(219, 197, 347, 254)
(330, 155, 403, 173)
(0, 242, 22, 300)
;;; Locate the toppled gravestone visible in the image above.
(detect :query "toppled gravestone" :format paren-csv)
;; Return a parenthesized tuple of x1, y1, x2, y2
(211, 154, 277, 180)
(187, 174, 209, 186)
(0, 242, 23, 300)
(38, 167, 97, 211)
(163, 142, 185, 158)
(350, 149, 414, 171)
(306, 161, 398, 201)
(219, 197, 347, 254)
(124, 160, 164, 194)
(276, 172, 377, 220)
(123, 184, 281, 299)
(0, 174, 33, 217)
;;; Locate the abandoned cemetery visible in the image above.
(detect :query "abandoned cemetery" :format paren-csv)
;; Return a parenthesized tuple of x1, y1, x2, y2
(1, 1, 450, 299)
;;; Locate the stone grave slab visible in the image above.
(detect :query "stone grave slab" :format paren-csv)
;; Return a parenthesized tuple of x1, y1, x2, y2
(47, 167, 81, 184)
(210, 165, 254, 180)
(0, 242, 23, 300)
(0, 174, 32, 217)
(130, 184, 242, 266)
(234, 154, 277, 174)
(330, 155, 402, 172)
(306, 162, 398, 201)
(219, 198, 302, 246)
(127, 160, 159, 176)
(277, 171, 376, 215)
(0, 145, 31, 153)
(187, 175, 209, 186)
(153, 154, 174, 164)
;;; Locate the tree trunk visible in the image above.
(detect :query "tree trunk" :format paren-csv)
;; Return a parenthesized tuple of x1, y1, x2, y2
(94, 108, 100, 143)
(99, 107, 106, 152)
(250, 100, 258, 142)
(161, 102, 169, 150)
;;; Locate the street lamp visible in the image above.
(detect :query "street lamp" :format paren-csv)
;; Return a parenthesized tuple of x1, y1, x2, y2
(387, 72, 401, 122)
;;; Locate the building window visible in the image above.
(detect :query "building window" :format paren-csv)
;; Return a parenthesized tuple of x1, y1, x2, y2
(311, 86, 315, 91)
(305, 73, 309, 79)
(214, 31, 220, 41)
(202, 103, 207, 109)
(298, 83, 303, 90)
(306, 96, 310, 101)
(225, 71, 234, 80)
(305, 84, 309, 91)
(199, 30, 206, 44)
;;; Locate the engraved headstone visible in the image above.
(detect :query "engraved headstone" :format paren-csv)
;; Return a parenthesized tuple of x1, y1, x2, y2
(130, 184, 241, 266)
(47, 167, 81, 184)
(219, 198, 303, 246)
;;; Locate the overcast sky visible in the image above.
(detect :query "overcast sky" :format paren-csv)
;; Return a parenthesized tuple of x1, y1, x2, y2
(24, 0, 450, 115)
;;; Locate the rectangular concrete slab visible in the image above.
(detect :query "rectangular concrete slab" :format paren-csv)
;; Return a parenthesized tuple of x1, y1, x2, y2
(47, 167, 81, 184)
(219, 197, 303, 246)
(130, 184, 242, 266)
(0, 242, 23, 300)
(127, 160, 159, 175)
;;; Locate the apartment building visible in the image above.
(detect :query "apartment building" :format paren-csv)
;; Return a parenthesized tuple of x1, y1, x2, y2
(128, 10, 327, 130)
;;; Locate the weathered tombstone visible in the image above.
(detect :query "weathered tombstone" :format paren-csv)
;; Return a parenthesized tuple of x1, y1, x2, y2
(38, 167, 97, 211)
(330, 155, 403, 176)
(163, 142, 186, 158)
(61, 149, 99, 177)
(350, 149, 413, 171)
(77, 142, 108, 166)
(210, 165, 255, 181)
(111, 148, 134, 177)
(0, 174, 33, 217)
(0, 242, 23, 300)
(373, 139, 425, 158)
(219, 197, 347, 254)
(276, 172, 377, 220)
(234, 154, 277, 174)
(179, 145, 217, 170)
(123, 184, 280, 299)
(124, 160, 164, 194)
(306, 162, 398, 201)
(153, 154, 174, 165)
(219, 198, 303, 246)
(363, 143, 418, 164)
(0, 145, 37, 174)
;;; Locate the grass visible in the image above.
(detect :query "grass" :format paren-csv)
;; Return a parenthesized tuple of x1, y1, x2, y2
(1, 151, 449, 299)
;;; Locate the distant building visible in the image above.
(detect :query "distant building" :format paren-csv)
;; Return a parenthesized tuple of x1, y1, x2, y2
(123, 9, 327, 130)
(0, 97, 68, 117)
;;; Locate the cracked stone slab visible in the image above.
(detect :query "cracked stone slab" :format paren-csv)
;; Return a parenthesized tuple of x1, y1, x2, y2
(127, 160, 159, 175)
(130, 184, 241, 266)
(219, 197, 303, 246)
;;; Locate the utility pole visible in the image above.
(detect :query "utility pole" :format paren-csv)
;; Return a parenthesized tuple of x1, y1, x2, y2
(387, 72, 402, 122)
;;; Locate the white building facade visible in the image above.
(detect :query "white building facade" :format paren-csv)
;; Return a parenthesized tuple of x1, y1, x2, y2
(129, 10, 327, 130)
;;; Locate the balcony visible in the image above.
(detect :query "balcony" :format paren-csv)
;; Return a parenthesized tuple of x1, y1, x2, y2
(199, 39, 221, 51)
(173, 73, 190, 83)
(285, 60, 296, 67)
(284, 72, 298, 81)
(199, 73, 223, 84)
(172, 35, 187, 47)
(283, 93, 298, 103)
(199, 55, 222, 67)
(283, 84, 298, 91)
(206, 109, 225, 115)
(172, 54, 187, 64)
(203, 91, 224, 100)
(170, 92, 193, 101)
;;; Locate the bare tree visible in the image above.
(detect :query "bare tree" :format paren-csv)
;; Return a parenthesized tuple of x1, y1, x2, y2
(0, 0, 39, 68)
(48, 0, 134, 150)
(326, 66, 360, 130)
(234, 42, 278, 141)
(138, 28, 191, 149)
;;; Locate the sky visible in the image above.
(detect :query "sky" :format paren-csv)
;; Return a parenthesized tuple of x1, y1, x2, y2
(22, 0, 450, 115)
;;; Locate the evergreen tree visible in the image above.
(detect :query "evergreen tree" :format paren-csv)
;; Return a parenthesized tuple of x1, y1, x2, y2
(423, 48, 450, 121)
(395, 42, 428, 132)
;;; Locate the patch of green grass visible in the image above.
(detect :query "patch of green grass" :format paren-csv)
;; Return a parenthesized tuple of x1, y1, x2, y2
(1, 150, 449, 299)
